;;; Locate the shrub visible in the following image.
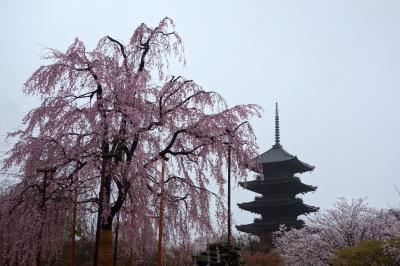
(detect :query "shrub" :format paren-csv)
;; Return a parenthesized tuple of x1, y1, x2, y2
(194, 241, 243, 265)
(332, 240, 394, 266)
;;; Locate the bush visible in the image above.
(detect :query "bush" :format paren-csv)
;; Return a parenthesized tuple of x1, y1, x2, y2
(332, 240, 394, 266)
(194, 241, 243, 265)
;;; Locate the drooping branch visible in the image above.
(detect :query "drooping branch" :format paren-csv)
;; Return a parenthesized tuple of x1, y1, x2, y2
(138, 39, 150, 72)
(107, 36, 127, 60)
(110, 177, 129, 218)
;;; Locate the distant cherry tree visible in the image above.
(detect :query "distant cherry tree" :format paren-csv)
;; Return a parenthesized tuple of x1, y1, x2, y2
(274, 198, 400, 265)
(1, 18, 261, 265)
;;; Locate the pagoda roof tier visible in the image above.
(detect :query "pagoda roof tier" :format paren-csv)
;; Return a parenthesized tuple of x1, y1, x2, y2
(237, 197, 319, 214)
(250, 145, 314, 174)
(239, 176, 317, 195)
(236, 219, 305, 235)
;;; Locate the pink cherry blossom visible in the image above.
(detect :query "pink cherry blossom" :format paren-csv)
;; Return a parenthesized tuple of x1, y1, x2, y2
(1, 17, 261, 265)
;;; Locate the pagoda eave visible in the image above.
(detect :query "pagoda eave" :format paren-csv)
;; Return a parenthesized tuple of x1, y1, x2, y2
(240, 178, 317, 195)
(248, 145, 315, 174)
(238, 199, 318, 214)
(236, 220, 305, 235)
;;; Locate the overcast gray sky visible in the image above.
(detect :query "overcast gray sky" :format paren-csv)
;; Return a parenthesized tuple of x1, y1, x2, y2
(1, 0, 400, 231)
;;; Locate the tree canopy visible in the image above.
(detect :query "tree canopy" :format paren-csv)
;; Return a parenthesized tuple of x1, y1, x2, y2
(274, 198, 400, 265)
(0, 17, 261, 265)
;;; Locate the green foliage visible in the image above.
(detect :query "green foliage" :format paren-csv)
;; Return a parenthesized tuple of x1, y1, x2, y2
(383, 237, 400, 264)
(332, 240, 395, 266)
(194, 241, 244, 266)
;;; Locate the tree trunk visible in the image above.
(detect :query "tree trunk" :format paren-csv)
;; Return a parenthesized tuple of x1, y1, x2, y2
(98, 228, 114, 266)
(93, 73, 114, 266)
(93, 158, 112, 265)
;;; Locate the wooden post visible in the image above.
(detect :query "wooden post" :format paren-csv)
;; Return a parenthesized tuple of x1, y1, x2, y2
(227, 146, 232, 265)
(70, 183, 77, 266)
(36, 170, 48, 266)
(157, 159, 166, 266)
(71, 139, 81, 266)
(227, 146, 232, 246)
(207, 243, 211, 266)
(70, 168, 79, 266)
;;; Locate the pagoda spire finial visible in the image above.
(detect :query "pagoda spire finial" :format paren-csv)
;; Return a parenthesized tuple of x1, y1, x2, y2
(274, 102, 281, 148)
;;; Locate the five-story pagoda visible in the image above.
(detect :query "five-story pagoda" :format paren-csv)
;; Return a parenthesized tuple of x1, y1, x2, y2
(236, 103, 318, 246)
